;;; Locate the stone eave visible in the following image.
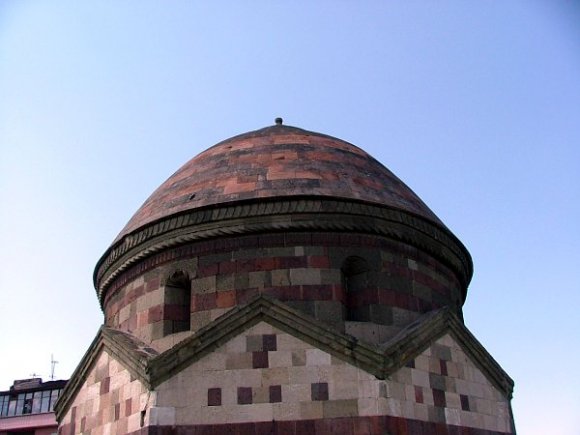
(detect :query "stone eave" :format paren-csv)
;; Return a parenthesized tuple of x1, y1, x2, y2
(94, 196, 473, 307)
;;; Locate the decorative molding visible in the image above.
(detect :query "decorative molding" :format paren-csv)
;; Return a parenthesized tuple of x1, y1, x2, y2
(94, 197, 472, 306)
(55, 295, 513, 422)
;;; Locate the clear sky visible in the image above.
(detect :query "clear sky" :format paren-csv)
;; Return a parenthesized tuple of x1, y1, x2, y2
(1, 2, 578, 433)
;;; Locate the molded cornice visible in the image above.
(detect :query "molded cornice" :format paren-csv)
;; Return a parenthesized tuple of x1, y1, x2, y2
(94, 197, 472, 306)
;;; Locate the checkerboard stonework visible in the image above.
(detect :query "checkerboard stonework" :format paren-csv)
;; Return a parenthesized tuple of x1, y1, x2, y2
(55, 123, 515, 434)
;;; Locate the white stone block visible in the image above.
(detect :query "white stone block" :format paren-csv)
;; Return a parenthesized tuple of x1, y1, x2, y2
(358, 397, 379, 416)
(410, 369, 430, 388)
(306, 348, 331, 366)
(445, 408, 461, 426)
(148, 406, 176, 426)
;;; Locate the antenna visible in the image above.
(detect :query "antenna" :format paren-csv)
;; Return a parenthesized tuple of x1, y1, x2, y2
(50, 354, 59, 380)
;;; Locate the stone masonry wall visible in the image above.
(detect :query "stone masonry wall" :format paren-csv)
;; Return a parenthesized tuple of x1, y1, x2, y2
(58, 351, 154, 435)
(154, 322, 513, 433)
(103, 233, 462, 349)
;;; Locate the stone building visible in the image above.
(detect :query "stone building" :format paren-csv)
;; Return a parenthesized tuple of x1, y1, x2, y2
(1, 377, 66, 435)
(55, 121, 515, 434)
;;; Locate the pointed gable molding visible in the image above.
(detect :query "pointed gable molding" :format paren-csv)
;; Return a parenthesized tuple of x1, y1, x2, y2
(382, 307, 514, 398)
(56, 296, 514, 423)
(148, 294, 390, 387)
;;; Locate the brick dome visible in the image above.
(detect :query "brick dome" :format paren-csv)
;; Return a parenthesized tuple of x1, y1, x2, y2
(114, 123, 443, 243)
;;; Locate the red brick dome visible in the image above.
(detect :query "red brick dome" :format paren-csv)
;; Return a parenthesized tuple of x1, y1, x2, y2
(114, 123, 443, 243)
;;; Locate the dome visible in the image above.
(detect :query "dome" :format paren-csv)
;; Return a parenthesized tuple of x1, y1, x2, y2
(114, 123, 443, 243)
(95, 122, 472, 310)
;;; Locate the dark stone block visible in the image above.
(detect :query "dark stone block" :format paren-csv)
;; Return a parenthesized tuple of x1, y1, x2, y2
(269, 385, 282, 403)
(440, 359, 448, 376)
(432, 389, 446, 408)
(237, 387, 252, 405)
(207, 388, 221, 406)
(430, 373, 446, 391)
(236, 287, 258, 304)
(311, 382, 329, 401)
(315, 301, 344, 323)
(460, 394, 470, 411)
(252, 351, 269, 368)
(295, 419, 316, 434)
(275, 420, 296, 435)
(263, 334, 277, 351)
(432, 344, 452, 361)
(369, 304, 393, 325)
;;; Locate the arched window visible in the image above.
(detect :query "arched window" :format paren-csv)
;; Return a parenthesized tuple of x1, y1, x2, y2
(165, 270, 191, 334)
(341, 256, 369, 321)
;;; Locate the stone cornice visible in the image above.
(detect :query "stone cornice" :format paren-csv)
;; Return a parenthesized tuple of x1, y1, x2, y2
(94, 197, 473, 306)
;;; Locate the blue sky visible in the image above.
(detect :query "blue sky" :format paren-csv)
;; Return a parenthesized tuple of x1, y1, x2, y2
(1, 2, 579, 433)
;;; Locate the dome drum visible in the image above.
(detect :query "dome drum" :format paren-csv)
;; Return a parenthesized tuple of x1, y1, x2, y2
(101, 229, 463, 347)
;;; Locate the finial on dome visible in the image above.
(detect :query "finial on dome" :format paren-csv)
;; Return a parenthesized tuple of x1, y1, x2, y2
(275, 117, 283, 125)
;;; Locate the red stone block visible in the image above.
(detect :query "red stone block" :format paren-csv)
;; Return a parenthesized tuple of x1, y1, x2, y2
(195, 293, 217, 311)
(100, 377, 110, 395)
(353, 417, 372, 435)
(134, 285, 145, 298)
(145, 276, 160, 292)
(308, 255, 330, 268)
(236, 259, 256, 273)
(278, 256, 307, 268)
(125, 398, 132, 417)
(148, 305, 163, 323)
(435, 422, 448, 435)
(329, 418, 354, 435)
(198, 263, 219, 277)
(276, 420, 296, 435)
(415, 386, 424, 403)
(295, 420, 315, 434)
(218, 261, 237, 275)
(265, 285, 300, 301)
(216, 290, 236, 308)
(254, 421, 275, 435)
(254, 257, 278, 271)
(302, 285, 333, 300)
